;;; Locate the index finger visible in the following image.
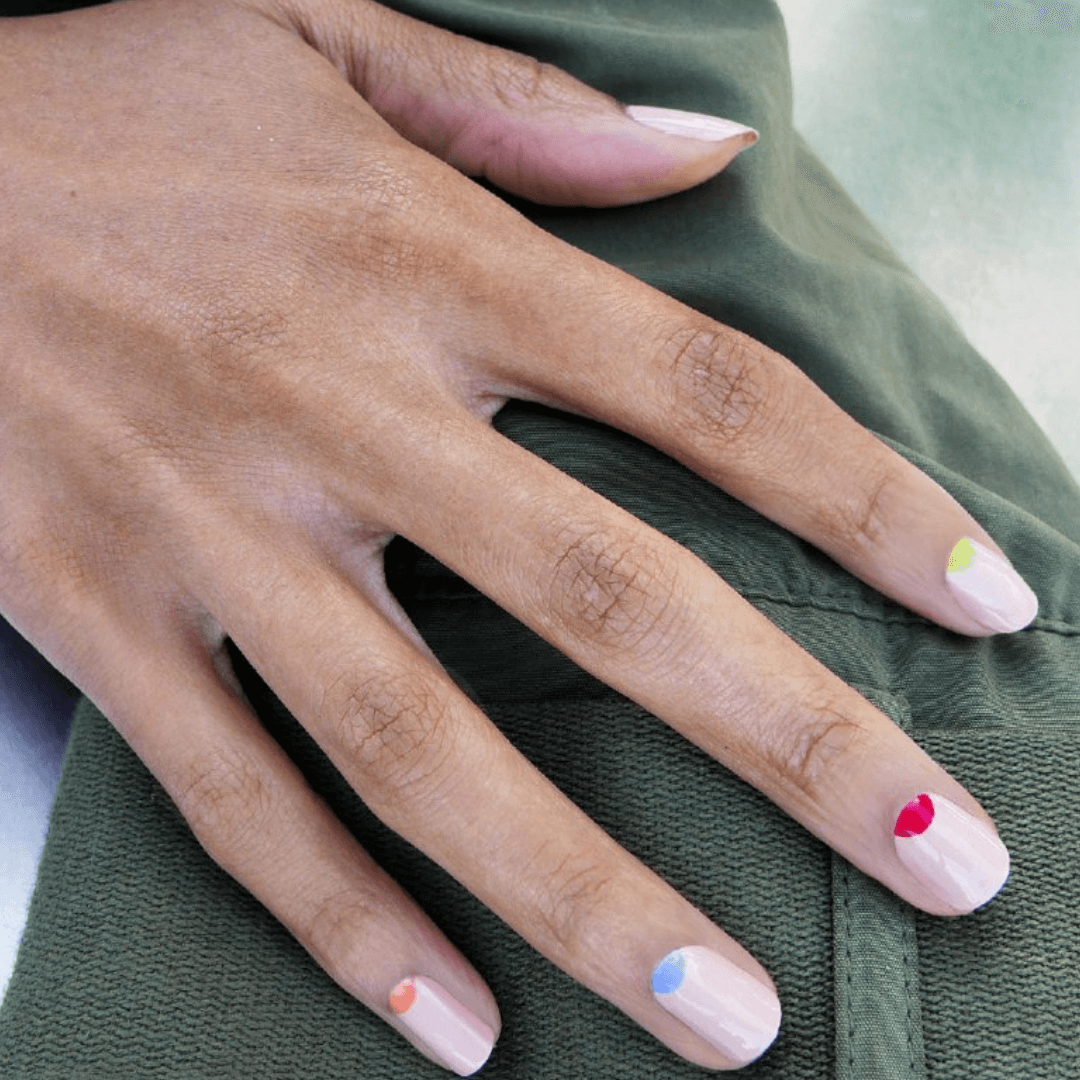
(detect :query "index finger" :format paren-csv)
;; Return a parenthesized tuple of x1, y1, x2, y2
(471, 232, 1039, 638)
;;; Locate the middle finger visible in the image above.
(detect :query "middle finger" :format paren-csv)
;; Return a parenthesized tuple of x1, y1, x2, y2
(376, 403, 1012, 919)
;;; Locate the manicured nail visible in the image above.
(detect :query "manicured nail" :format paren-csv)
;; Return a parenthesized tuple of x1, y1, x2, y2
(389, 976, 495, 1077)
(626, 104, 759, 144)
(893, 793, 1011, 912)
(651, 946, 781, 1065)
(945, 537, 1038, 633)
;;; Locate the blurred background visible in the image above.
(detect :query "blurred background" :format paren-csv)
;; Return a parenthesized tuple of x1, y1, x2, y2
(2, 0, 1079, 1005)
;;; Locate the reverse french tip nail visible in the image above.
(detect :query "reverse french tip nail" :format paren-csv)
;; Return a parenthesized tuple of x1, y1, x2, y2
(945, 537, 1038, 633)
(626, 104, 759, 144)
(389, 976, 495, 1076)
(894, 792, 1011, 912)
(651, 946, 781, 1065)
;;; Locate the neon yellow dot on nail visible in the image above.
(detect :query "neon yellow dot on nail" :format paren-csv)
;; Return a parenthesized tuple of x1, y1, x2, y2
(948, 537, 977, 573)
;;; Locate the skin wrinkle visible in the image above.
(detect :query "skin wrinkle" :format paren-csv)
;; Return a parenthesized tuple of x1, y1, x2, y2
(509, 834, 618, 967)
(174, 741, 281, 866)
(317, 664, 459, 814)
(544, 525, 685, 664)
(665, 324, 774, 453)
(842, 465, 899, 556)
(302, 885, 385, 978)
(533, 851, 618, 963)
(756, 691, 870, 811)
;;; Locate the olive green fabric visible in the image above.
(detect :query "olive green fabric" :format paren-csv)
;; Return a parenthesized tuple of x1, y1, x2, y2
(3, 0, 1080, 1076)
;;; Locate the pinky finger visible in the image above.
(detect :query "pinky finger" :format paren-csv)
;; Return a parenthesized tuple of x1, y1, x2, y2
(86, 607, 501, 1077)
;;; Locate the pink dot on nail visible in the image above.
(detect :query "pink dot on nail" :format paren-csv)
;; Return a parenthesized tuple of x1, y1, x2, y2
(894, 793, 935, 837)
(389, 979, 417, 1014)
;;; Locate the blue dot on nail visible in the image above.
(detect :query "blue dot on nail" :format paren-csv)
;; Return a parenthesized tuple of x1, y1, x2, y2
(651, 950, 687, 995)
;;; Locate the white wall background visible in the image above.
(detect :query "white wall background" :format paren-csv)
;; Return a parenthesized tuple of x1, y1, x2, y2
(781, 0, 1080, 483)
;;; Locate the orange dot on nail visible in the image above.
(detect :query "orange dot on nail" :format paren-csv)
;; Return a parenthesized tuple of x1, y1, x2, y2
(389, 979, 417, 1014)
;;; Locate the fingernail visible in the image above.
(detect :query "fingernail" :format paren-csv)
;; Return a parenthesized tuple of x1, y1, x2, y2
(626, 105, 759, 144)
(945, 537, 1038, 633)
(651, 946, 781, 1065)
(389, 976, 495, 1077)
(893, 792, 1011, 912)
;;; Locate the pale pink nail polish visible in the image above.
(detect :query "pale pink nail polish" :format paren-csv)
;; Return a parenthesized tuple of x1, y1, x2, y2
(945, 537, 1038, 633)
(893, 792, 1011, 912)
(389, 976, 495, 1076)
(626, 105, 759, 143)
(651, 946, 781, 1065)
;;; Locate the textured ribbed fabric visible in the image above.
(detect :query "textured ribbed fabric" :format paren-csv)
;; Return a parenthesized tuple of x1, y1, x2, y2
(3, 0, 1080, 1077)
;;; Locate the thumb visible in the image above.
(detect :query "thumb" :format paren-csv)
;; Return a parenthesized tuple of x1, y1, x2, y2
(277, 0, 758, 207)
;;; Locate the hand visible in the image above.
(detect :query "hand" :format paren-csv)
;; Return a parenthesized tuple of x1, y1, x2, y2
(0, 0, 1037, 1073)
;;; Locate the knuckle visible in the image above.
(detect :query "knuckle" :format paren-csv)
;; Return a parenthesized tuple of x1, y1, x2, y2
(318, 666, 456, 806)
(348, 214, 441, 290)
(526, 845, 617, 959)
(195, 299, 292, 364)
(379, 8, 580, 115)
(174, 743, 278, 859)
(483, 50, 562, 111)
(828, 464, 897, 555)
(664, 324, 773, 451)
(545, 525, 682, 659)
(332, 158, 429, 278)
(2, 510, 85, 594)
(300, 887, 380, 978)
(167, 277, 298, 388)
(305, 152, 454, 292)
(350, 154, 420, 221)
(766, 699, 866, 800)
